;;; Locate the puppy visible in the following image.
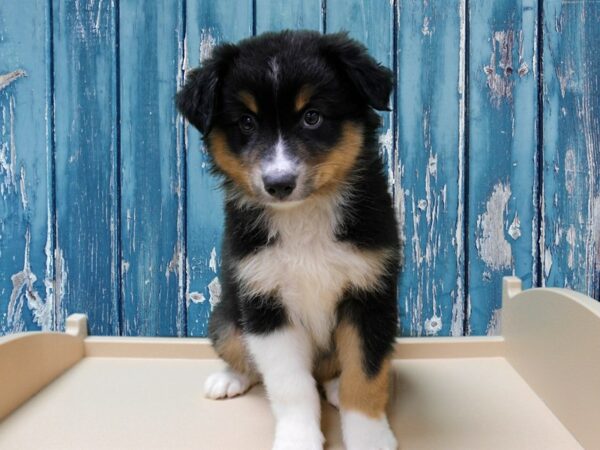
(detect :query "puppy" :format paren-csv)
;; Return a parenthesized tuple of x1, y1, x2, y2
(177, 30, 400, 450)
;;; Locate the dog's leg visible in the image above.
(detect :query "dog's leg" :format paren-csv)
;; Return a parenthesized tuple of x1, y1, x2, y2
(205, 323, 259, 399)
(323, 376, 340, 409)
(247, 326, 324, 450)
(336, 287, 398, 450)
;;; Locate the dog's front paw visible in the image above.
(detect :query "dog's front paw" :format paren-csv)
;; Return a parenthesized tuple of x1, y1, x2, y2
(341, 411, 397, 450)
(272, 417, 324, 450)
(204, 369, 252, 399)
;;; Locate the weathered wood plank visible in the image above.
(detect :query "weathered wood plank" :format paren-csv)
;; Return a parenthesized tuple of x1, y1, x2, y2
(542, 0, 600, 300)
(396, 0, 465, 336)
(53, 0, 119, 335)
(185, 1, 253, 336)
(468, 0, 539, 335)
(119, 1, 185, 336)
(0, 1, 54, 334)
(256, 0, 323, 32)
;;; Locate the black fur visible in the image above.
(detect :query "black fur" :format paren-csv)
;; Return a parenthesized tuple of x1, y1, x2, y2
(336, 270, 399, 378)
(240, 293, 289, 335)
(176, 43, 239, 133)
(178, 30, 399, 379)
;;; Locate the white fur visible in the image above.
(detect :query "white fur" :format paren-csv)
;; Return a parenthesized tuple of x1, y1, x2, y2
(236, 195, 392, 349)
(262, 137, 296, 175)
(204, 368, 253, 399)
(246, 327, 324, 450)
(323, 377, 340, 409)
(341, 410, 397, 450)
(253, 136, 310, 203)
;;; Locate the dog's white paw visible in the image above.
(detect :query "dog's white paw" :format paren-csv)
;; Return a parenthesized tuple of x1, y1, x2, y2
(323, 377, 340, 409)
(341, 411, 397, 450)
(272, 417, 324, 450)
(204, 369, 252, 399)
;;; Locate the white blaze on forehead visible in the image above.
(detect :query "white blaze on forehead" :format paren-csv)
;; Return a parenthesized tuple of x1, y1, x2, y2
(262, 136, 296, 175)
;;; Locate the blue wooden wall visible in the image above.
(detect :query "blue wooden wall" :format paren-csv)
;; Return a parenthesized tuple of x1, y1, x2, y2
(1, 0, 598, 337)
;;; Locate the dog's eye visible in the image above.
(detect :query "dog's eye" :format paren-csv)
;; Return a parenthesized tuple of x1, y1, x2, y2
(239, 114, 257, 134)
(303, 110, 321, 128)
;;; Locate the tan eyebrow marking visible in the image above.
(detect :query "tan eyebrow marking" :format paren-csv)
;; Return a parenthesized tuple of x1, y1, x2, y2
(238, 90, 258, 114)
(294, 84, 314, 112)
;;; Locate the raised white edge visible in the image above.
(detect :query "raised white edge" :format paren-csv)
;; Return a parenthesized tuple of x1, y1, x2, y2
(0, 327, 85, 420)
(502, 276, 600, 450)
(83, 336, 505, 359)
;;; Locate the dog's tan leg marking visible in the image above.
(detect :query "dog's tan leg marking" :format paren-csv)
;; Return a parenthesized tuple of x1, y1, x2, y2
(336, 321, 397, 449)
(336, 321, 390, 418)
(313, 351, 340, 384)
(205, 325, 259, 400)
(214, 325, 257, 378)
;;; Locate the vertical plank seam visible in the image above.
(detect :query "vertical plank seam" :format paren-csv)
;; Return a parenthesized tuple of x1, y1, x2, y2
(115, 0, 123, 336)
(535, 0, 545, 288)
(392, 0, 399, 335)
(462, 0, 471, 335)
(180, 0, 189, 336)
(252, 0, 257, 36)
(47, 0, 57, 330)
(321, 0, 327, 34)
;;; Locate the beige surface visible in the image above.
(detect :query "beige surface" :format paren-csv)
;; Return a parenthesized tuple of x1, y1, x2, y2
(84, 336, 218, 359)
(2, 279, 599, 449)
(503, 277, 600, 450)
(0, 357, 581, 450)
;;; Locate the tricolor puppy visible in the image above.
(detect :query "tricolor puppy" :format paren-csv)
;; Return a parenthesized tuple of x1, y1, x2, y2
(177, 30, 400, 450)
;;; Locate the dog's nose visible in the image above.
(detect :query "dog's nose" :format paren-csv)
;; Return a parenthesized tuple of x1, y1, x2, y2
(262, 172, 297, 200)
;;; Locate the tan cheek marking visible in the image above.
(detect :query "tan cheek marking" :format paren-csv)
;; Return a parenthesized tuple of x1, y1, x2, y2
(214, 325, 257, 378)
(238, 90, 258, 114)
(336, 322, 391, 418)
(295, 84, 314, 112)
(208, 129, 253, 194)
(313, 123, 364, 192)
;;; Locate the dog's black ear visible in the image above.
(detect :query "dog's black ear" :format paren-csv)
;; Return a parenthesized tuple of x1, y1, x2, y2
(320, 32, 393, 111)
(176, 43, 239, 134)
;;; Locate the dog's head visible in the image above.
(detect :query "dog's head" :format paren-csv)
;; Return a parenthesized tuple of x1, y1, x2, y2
(177, 30, 393, 206)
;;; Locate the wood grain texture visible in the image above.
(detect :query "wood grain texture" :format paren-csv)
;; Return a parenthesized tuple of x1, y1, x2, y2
(467, 0, 539, 335)
(396, 0, 465, 337)
(185, 0, 253, 336)
(256, 0, 323, 32)
(542, 0, 600, 300)
(53, 0, 119, 335)
(119, 1, 185, 336)
(0, 0, 54, 333)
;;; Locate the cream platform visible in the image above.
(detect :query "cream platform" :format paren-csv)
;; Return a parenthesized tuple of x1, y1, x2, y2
(1, 277, 599, 449)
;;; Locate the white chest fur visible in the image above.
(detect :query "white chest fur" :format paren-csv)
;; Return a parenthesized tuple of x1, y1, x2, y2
(235, 197, 390, 348)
